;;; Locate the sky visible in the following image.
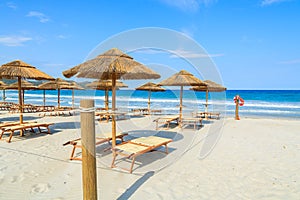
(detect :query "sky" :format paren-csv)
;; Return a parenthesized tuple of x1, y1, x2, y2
(0, 0, 300, 89)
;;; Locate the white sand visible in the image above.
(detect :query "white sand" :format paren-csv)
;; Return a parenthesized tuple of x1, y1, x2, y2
(0, 111, 299, 199)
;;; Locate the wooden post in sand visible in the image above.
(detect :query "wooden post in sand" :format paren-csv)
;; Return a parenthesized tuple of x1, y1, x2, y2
(235, 95, 240, 120)
(80, 99, 97, 200)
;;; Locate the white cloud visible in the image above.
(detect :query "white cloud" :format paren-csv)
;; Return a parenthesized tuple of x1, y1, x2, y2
(57, 35, 69, 39)
(26, 11, 50, 23)
(0, 35, 32, 46)
(159, 0, 217, 12)
(7, 2, 17, 10)
(170, 49, 224, 58)
(261, 0, 290, 6)
(278, 59, 300, 65)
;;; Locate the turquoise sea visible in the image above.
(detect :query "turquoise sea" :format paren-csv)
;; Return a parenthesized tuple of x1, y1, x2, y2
(2, 89, 300, 119)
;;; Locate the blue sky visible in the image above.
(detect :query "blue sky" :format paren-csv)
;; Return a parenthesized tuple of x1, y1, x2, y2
(0, 0, 299, 89)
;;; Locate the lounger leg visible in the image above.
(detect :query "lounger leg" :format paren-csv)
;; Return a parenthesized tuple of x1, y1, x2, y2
(7, 131, 14, 143)
(0, 130, 3, 139)
(165, 144, 169, 154)
(20, 129, 24, 136)
(111, 151, 117, 168)
(129, 157, 136, 173)
(47, 126, 51, 134)
(70, 146, 77, 160)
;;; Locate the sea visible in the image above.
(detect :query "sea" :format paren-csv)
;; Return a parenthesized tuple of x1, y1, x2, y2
(2, 89, 300, 119)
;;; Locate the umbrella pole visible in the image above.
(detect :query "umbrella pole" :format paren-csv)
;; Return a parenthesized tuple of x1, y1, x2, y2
(18, 77, 23, 124)
(43, 90, 46, 107)
(72, 89, 75, 108)
(111, 74, 117, 147)
(179, 86, 183, 127)
(3, 90, 5, 102)
(205, 89, 208, 119)
(58, 88, 60, 108)
(22, 89, 25, 105)
(105, 89, 109, 110)
(148, 90, 151, 114)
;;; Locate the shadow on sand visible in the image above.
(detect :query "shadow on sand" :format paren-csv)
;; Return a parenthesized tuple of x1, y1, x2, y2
(117, 171, 155, 200)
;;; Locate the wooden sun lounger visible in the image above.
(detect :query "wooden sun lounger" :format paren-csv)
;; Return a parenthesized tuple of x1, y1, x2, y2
(153, 116, 179, 130)
(0, 122, 54, 143)
(95, 111, 111, 122)
(63, 132, 128, 161)
(181, 117, 203, 130)
(111, 136, 173, 173)
(95, 111, 128, 123)
(194, 112, 221, 119)
(131, 108, 149, 115)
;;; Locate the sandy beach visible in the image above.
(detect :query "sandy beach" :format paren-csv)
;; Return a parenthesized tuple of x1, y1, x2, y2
(0, 111, 299, 200)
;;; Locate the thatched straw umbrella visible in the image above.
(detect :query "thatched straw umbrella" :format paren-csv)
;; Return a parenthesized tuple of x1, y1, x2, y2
(190, 80, 226, 113)
(0, 60, 54, 123)
(63, 48, 160, 147)
(135, 82, 165, 113)
(5, 79, 37, 104)
(62, 82, 84, 108)
(0, 81, 7, 102)
(38, 78, 70, 108)
(86, 80, 128, 110)
(159, 70, 206, 125)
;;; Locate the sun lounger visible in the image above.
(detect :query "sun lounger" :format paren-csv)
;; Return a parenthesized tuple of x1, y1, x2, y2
(0, 102, 16, 111)
(95, 111, 111, 122)
(150, 109, 162, 115)
(131, 108, 162, 115)
(181, 117, 203, 130)
(131, 108, 151, 115)
(194, 112, 220, 119)
(0, 122, 54, 143)
(153, 116, 179, 130)
(96, 111, 128, 123)
(63, 132, 128, 160)
(111, 136, 172, 173)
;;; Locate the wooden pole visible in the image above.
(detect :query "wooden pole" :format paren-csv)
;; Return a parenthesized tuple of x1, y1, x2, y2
(43, 90, 46, 107)
(22, 89, 25, 105)
(205, 89, 208, 119)
(105, 89, 109, 110)
(58, 88, 60, 108)
(80, 99, 97, 200)
(111, 74, 117, 147)
(179, 86, 183, 126)
(147, 90, 151, 113)
(235, 95, 240, 120)
(18, 77, 23, 124)
(72, 89, 75, 108)
(3, 90, 5, 102)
